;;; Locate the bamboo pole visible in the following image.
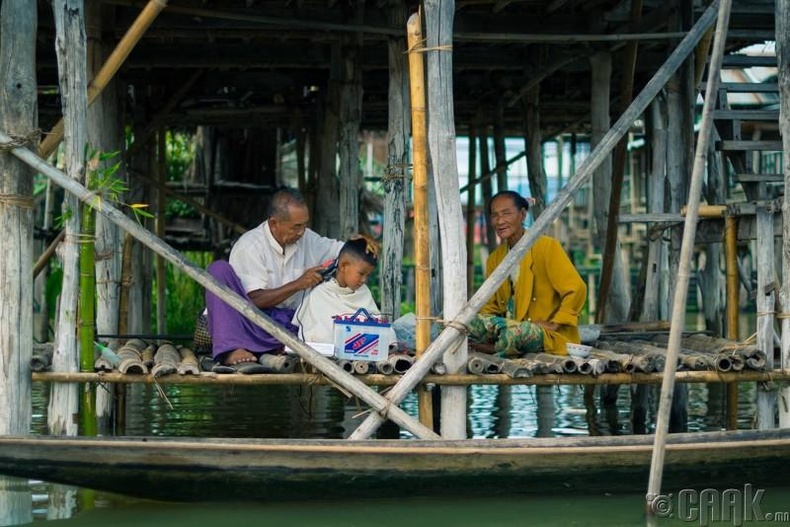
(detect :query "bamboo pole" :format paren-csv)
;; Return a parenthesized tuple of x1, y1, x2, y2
(0, 131, 439, 441)
(30, 368, 790, 387)
(724, 214, 739, 430)
(39, 0, 168, 159)
(78, 164, 97, 437)
(348, 0, 723, 443)
(406, 12, 433, 429)
(647, 0, 730, 511)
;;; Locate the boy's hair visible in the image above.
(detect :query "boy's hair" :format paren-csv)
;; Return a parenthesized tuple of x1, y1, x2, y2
(338, 238, 378, 267)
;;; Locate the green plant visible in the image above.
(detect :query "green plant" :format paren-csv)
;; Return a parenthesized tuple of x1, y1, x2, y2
(152, 251, 214, 336)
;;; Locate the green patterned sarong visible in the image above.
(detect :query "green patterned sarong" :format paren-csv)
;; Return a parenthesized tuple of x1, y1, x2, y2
(468, 314, 544, 358)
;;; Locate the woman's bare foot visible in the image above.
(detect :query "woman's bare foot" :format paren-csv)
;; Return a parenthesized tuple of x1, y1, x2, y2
(222, 348, 257, 365)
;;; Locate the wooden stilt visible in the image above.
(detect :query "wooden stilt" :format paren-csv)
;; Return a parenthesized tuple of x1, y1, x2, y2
(49, 0, 88, 440)
(776, 0, 790, 428)
(380, 0, 409, 323)
(423, 0, 469, 439)
(0, 0, 36, 522)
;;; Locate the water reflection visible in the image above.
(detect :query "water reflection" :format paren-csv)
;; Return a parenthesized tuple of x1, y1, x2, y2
(31, 376, 758, 441)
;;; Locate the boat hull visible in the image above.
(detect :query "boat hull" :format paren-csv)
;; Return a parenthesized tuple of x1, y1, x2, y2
(0, 430, 788, 501)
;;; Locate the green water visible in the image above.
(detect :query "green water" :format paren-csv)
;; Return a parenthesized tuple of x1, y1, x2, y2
(27, 490, 790, 526)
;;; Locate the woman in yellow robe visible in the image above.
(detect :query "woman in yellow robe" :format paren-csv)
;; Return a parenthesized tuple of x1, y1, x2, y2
(470, 191, 587, 356)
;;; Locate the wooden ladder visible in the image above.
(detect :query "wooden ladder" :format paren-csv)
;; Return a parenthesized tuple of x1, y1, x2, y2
(709, 52, 781, 200)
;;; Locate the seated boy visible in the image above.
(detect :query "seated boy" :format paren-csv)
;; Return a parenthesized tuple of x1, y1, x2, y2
(292, 238, 384, 344)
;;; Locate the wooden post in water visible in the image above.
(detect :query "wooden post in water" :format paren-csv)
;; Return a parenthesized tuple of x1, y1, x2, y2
(641, 97, 668, 322)
(0, 0, 36, 523)
(86, 1, 124, 435)
(424, 0, 468, 439)
(777, 0, 790, 428)
(647, 0, 730, 510)
(380, 0, 410, 323)
(49, 0, 89, 442)
(406, 12, 433, 428)
(350, 1, 721, 441)
(755, 198, 776, 429)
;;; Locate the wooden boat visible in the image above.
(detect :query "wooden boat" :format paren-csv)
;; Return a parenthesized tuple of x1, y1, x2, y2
(1, 429, 789, 502)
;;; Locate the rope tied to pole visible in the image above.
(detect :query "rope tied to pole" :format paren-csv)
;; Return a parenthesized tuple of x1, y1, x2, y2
(382, 162, 412, 182)
(438, 319, 470, 334)
(0, 194, 34, 209)
(0, 129, 41, 151)
(405, 38, 452, 54)
(64, 233, 97, 244)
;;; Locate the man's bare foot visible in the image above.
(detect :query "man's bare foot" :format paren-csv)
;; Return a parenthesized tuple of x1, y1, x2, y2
(222, 348, 257, 365)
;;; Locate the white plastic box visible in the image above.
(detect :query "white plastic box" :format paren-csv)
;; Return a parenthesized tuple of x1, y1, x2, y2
(333, 308, 392, 362)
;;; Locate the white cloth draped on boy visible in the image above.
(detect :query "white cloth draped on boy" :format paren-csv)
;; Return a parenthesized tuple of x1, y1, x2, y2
(293, 279, 394, 344)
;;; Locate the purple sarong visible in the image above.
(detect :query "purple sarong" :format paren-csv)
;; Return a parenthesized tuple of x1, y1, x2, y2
(206, 260, 298, 359)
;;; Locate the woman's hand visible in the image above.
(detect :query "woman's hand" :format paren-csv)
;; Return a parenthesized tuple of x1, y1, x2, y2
(534, 320, 559, 332)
